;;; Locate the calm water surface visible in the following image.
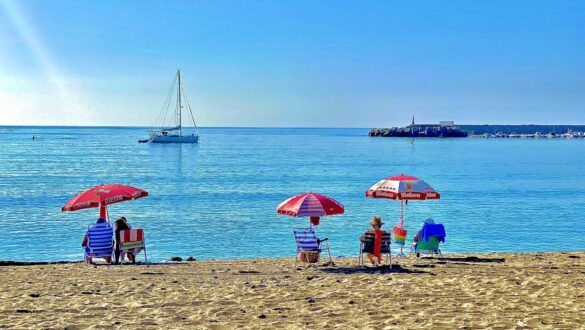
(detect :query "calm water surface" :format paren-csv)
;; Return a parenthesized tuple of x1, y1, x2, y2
(0, 127, 584, 261)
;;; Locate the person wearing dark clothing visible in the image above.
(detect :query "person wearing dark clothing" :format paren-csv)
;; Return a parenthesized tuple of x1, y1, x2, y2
(81, 218, 113, 264)
(359, 216, 388, 266)
(114, 217, 135, 264)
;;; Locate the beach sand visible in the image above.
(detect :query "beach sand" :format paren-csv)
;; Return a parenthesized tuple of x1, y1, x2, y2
(0, 252, 584, 329)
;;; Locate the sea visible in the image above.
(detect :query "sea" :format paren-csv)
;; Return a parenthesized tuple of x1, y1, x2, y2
(1, 126, 584, 262)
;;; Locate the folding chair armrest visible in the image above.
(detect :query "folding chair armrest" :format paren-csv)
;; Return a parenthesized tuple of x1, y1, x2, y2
(318, 238, 329, 242)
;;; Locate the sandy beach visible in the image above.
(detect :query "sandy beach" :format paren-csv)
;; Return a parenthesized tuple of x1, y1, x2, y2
(0, 251, 584, 329)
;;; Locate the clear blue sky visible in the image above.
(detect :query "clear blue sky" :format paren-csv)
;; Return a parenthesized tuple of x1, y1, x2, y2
(1, 0, 584, 127)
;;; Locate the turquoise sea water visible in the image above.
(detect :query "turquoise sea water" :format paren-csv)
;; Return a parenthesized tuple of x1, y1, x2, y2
(0, 126, 584, 262)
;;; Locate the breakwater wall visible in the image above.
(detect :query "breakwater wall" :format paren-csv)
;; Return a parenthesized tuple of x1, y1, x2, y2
(460, 125, 585, 135)
(370, 125, 585, 137)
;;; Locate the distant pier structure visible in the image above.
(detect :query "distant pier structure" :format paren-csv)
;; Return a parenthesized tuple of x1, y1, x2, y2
(369, 121, 585, 138)
(369, 120, 468, 138)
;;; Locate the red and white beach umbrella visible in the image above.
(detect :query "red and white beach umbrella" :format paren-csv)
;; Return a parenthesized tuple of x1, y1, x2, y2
(365, 174, 439, 227)
(62, 184, 149, 219)
(366, 174, 440, 201)
(277, 192, 344, 225)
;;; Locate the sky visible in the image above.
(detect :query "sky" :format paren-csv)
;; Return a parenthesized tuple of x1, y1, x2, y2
(0, 0, 584, 127)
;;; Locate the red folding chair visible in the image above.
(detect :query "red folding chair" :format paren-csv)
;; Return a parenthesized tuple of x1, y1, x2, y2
(119, 229, 148, 264)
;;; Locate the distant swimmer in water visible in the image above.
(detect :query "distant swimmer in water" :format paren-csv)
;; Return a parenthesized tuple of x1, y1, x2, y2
(32, 135, 36, 140)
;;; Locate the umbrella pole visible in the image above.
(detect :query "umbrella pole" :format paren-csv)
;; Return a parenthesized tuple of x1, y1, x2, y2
(400, 200, 404, 228)
(399, 200, 404, 255)
(99, 203, 109, 222)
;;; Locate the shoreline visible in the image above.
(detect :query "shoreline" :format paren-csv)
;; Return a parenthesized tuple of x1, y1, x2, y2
(1, 251, 583, 328)
(1, 249, 583, 265)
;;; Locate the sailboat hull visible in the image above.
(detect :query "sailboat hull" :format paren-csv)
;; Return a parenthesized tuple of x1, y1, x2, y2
(150, 134, 199, 144)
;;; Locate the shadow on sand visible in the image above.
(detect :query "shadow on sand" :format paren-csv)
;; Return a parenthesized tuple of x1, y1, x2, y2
(0, 261, 80, 267)
(436, 256, 505, 264)
(0, 260, 188, 268)
(320, 264, 428, 275)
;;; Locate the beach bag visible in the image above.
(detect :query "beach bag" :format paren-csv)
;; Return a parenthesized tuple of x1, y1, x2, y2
(392, 226, 407, 246)
(298, 251, 320, 263)
(310, 216, 320, 226)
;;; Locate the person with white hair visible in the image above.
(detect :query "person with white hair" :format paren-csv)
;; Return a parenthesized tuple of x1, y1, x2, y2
(412, 218, 435, 247)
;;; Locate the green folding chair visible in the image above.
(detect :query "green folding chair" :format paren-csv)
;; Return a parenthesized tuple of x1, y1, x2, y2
(412, 236, 442, 258)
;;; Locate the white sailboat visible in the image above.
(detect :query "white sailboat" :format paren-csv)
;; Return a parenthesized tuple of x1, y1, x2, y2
(142, 70, 199, 144)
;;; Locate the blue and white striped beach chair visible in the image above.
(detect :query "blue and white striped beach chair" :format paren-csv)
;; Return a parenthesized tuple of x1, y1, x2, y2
(84, 221, 114, 264)
(293, 228, 332, 267)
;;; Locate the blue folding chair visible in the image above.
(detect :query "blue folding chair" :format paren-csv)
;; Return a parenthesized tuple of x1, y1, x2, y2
(293, 228, 332, 267)
(84, 221, 114, 264)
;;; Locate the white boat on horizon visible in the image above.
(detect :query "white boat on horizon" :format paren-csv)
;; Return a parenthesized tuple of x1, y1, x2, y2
(141, 70, 199, 144)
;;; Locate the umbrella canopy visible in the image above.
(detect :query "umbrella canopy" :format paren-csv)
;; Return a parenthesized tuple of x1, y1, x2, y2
(277, 192, 344, 217)
(365, 174, 440, 200)
(62, 184, 149, 214)
(365, 174, 439, 254)
(365, 174, 439, 229)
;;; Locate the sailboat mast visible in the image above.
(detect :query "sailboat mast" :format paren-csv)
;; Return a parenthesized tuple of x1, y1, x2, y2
(177, 70, 182, 135)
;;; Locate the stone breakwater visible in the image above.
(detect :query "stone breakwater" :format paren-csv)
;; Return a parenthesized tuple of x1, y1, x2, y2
(369, 125, 468, 138)
(369, 124, 585, 138)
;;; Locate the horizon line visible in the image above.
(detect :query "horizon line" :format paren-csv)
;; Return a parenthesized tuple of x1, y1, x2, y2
(2, 123, 585, 129)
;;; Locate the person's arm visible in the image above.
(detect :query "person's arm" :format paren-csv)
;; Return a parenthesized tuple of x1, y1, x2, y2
(81, 233, 88, 246)
(360, 230, 373, 242)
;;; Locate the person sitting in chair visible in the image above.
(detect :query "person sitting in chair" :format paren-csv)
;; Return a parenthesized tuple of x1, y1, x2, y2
(360, 216, 389, 265)
(114, 217, 136, 264)
(413, 218, 435, 248)
(81, 217, 113, 264)
(412, 218, 446, 257)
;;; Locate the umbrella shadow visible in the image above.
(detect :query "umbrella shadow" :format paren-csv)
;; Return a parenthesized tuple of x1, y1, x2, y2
(90, 261, 189, 267)
(436, 256, 505, 264)
(320, 264, 428, 275)
(0, 261, 80, 267)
